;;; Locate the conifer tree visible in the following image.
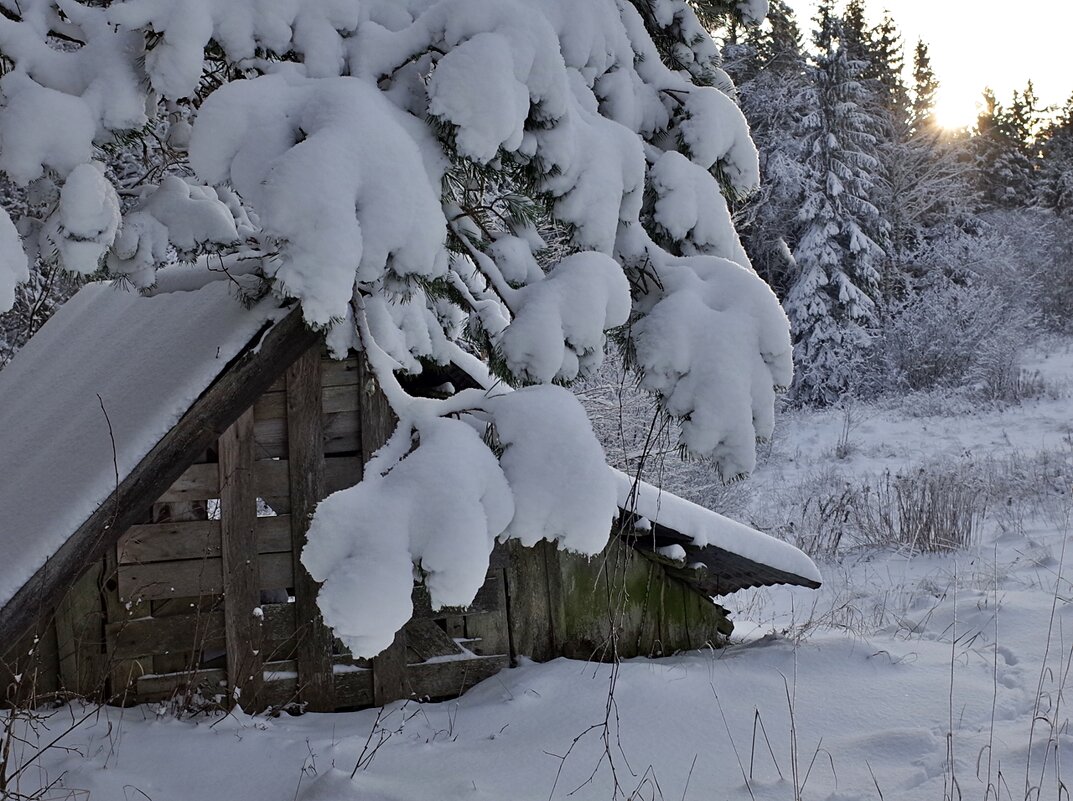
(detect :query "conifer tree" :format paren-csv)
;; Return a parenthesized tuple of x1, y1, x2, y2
(784, 0, 886, 405)
(1038, 93, 1073, 214)
(975, 84, 1041, 208)
(910, 41, 940, 135)
(725, 0, 813, 296)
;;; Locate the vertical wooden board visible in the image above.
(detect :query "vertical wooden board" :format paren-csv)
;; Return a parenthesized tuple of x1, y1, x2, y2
(286, 346, 335, 711)
(220, 408, 265, 709)
(542, 543, 567, 656)
(606, 542, 661, 660)
(658, 577, 692, 655)
(556, 545, 617, 661)
(358, 353, 410, 705)
(54, 562, 105, 698)
(441, 615, 466, 640)
(357, 353, 397, 473)
(147, 500, 212, 679)
(2, 615, 60, 705)
(505, 540, 554, 662)
(372, 629, 410, 706)
(634, 562, 662, 658)
(102, 547, 147, 705)
(464, 570, 510, 656)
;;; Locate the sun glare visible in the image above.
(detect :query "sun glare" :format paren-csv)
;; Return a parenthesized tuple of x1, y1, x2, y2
(932, 88, 978, 132)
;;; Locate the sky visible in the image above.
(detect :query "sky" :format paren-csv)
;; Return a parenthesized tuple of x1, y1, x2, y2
(783, 0, 1073, 128)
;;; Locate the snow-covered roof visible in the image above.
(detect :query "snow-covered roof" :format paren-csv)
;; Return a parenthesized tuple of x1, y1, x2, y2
(0, 275, 282, 608)
(613, 469, 821, 591)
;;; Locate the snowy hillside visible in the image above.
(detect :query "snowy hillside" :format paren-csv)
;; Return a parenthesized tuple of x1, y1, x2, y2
(5, 337, 1072, 801)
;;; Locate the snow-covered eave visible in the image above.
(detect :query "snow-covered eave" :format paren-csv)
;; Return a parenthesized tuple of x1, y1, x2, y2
(612, 468, 822, 591)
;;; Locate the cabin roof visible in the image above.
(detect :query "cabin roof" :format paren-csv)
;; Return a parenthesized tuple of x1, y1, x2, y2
(614, 470, 821, 593)
(0, 274, 283, 609)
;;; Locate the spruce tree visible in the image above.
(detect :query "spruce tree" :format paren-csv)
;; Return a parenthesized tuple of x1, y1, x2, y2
(725, 0, 813, 296)
(784, 0, 887, 405)
(1039, 93, 1073, 214)
(974, 84, 1040, 208)
(910, 41, 940, 135)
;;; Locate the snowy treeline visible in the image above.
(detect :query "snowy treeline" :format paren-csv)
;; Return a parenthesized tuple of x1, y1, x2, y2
(0, 0, 793, 657)
(723, 0, 1073, 405)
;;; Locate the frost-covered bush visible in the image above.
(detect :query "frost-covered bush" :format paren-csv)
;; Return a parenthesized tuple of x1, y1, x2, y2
(0, 0, 790, 656)
(769, 462, 988, 557)
(1035, 225, 1073, 335)
(872, 277, 1036, 401)
(576, 361, 754, 520)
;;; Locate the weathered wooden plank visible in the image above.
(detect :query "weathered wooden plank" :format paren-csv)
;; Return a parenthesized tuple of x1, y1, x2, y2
(325, 456, 363, 492)
(334, 665, 374, 709)
(101, 547, 146, 705)
(255, 410, 360, 456)
(286, 346, 336, 712)
(321, 356, 360, 388)
(117, 516, 291, 564)
(464, 570, 511, 657)
(372, 628, 409, 706)
(156, 456, 359, 507)
(219, 408, 264, 709)
(255, 383, 363, 420)
(135, 668, 227, 704)
(107, 603, 295, 660)
(405, 619, 463, 663)
(156, 463, 219, 503)
(117, 552, 293, 601)
(489, 542, 510, 570)
(505, 540, 554, 662)
(0, 306, 321, 656)
(254, 457, 361, 515)
(150, 595, 222, 618)
(252, 458, 289, 497)
(257, 456, 359, 497)
(411, 572, 503, 619)
(544, 543, 567, 656)
(1, 615, 61, 706)
(407, 655, 509, 701)
(358, 355, 396, 473)
(54, 562, 105, 698)
(267, 355, 359, 393)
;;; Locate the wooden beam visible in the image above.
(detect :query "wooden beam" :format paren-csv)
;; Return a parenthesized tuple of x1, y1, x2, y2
(0, 305, 319, 652)
(219, 408, 264, 710)
(286, 346, 336, 711)
(117, 516, 291, 564)
(117, 552, 293, 602)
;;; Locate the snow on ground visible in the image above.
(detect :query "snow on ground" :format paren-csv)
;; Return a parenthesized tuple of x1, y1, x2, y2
(6, 338, 1073, 801)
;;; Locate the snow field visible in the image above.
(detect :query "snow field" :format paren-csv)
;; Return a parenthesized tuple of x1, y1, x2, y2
(7, 339, 1073, 801)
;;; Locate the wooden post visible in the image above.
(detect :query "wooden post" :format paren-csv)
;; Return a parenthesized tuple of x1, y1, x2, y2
(358, 355, 409, 705)
(54, 561, 105, 698)
(220, 408, 264, 709)
(286, 347, 336, 711)
(505, 540, 555, 662)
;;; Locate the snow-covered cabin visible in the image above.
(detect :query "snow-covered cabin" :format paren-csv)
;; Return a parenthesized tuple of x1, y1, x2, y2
(0, 271, 819, 712)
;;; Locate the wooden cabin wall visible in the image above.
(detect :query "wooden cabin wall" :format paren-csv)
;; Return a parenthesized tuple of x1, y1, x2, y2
(504, 538, 733, 664)
(97, 345, 507, 711)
